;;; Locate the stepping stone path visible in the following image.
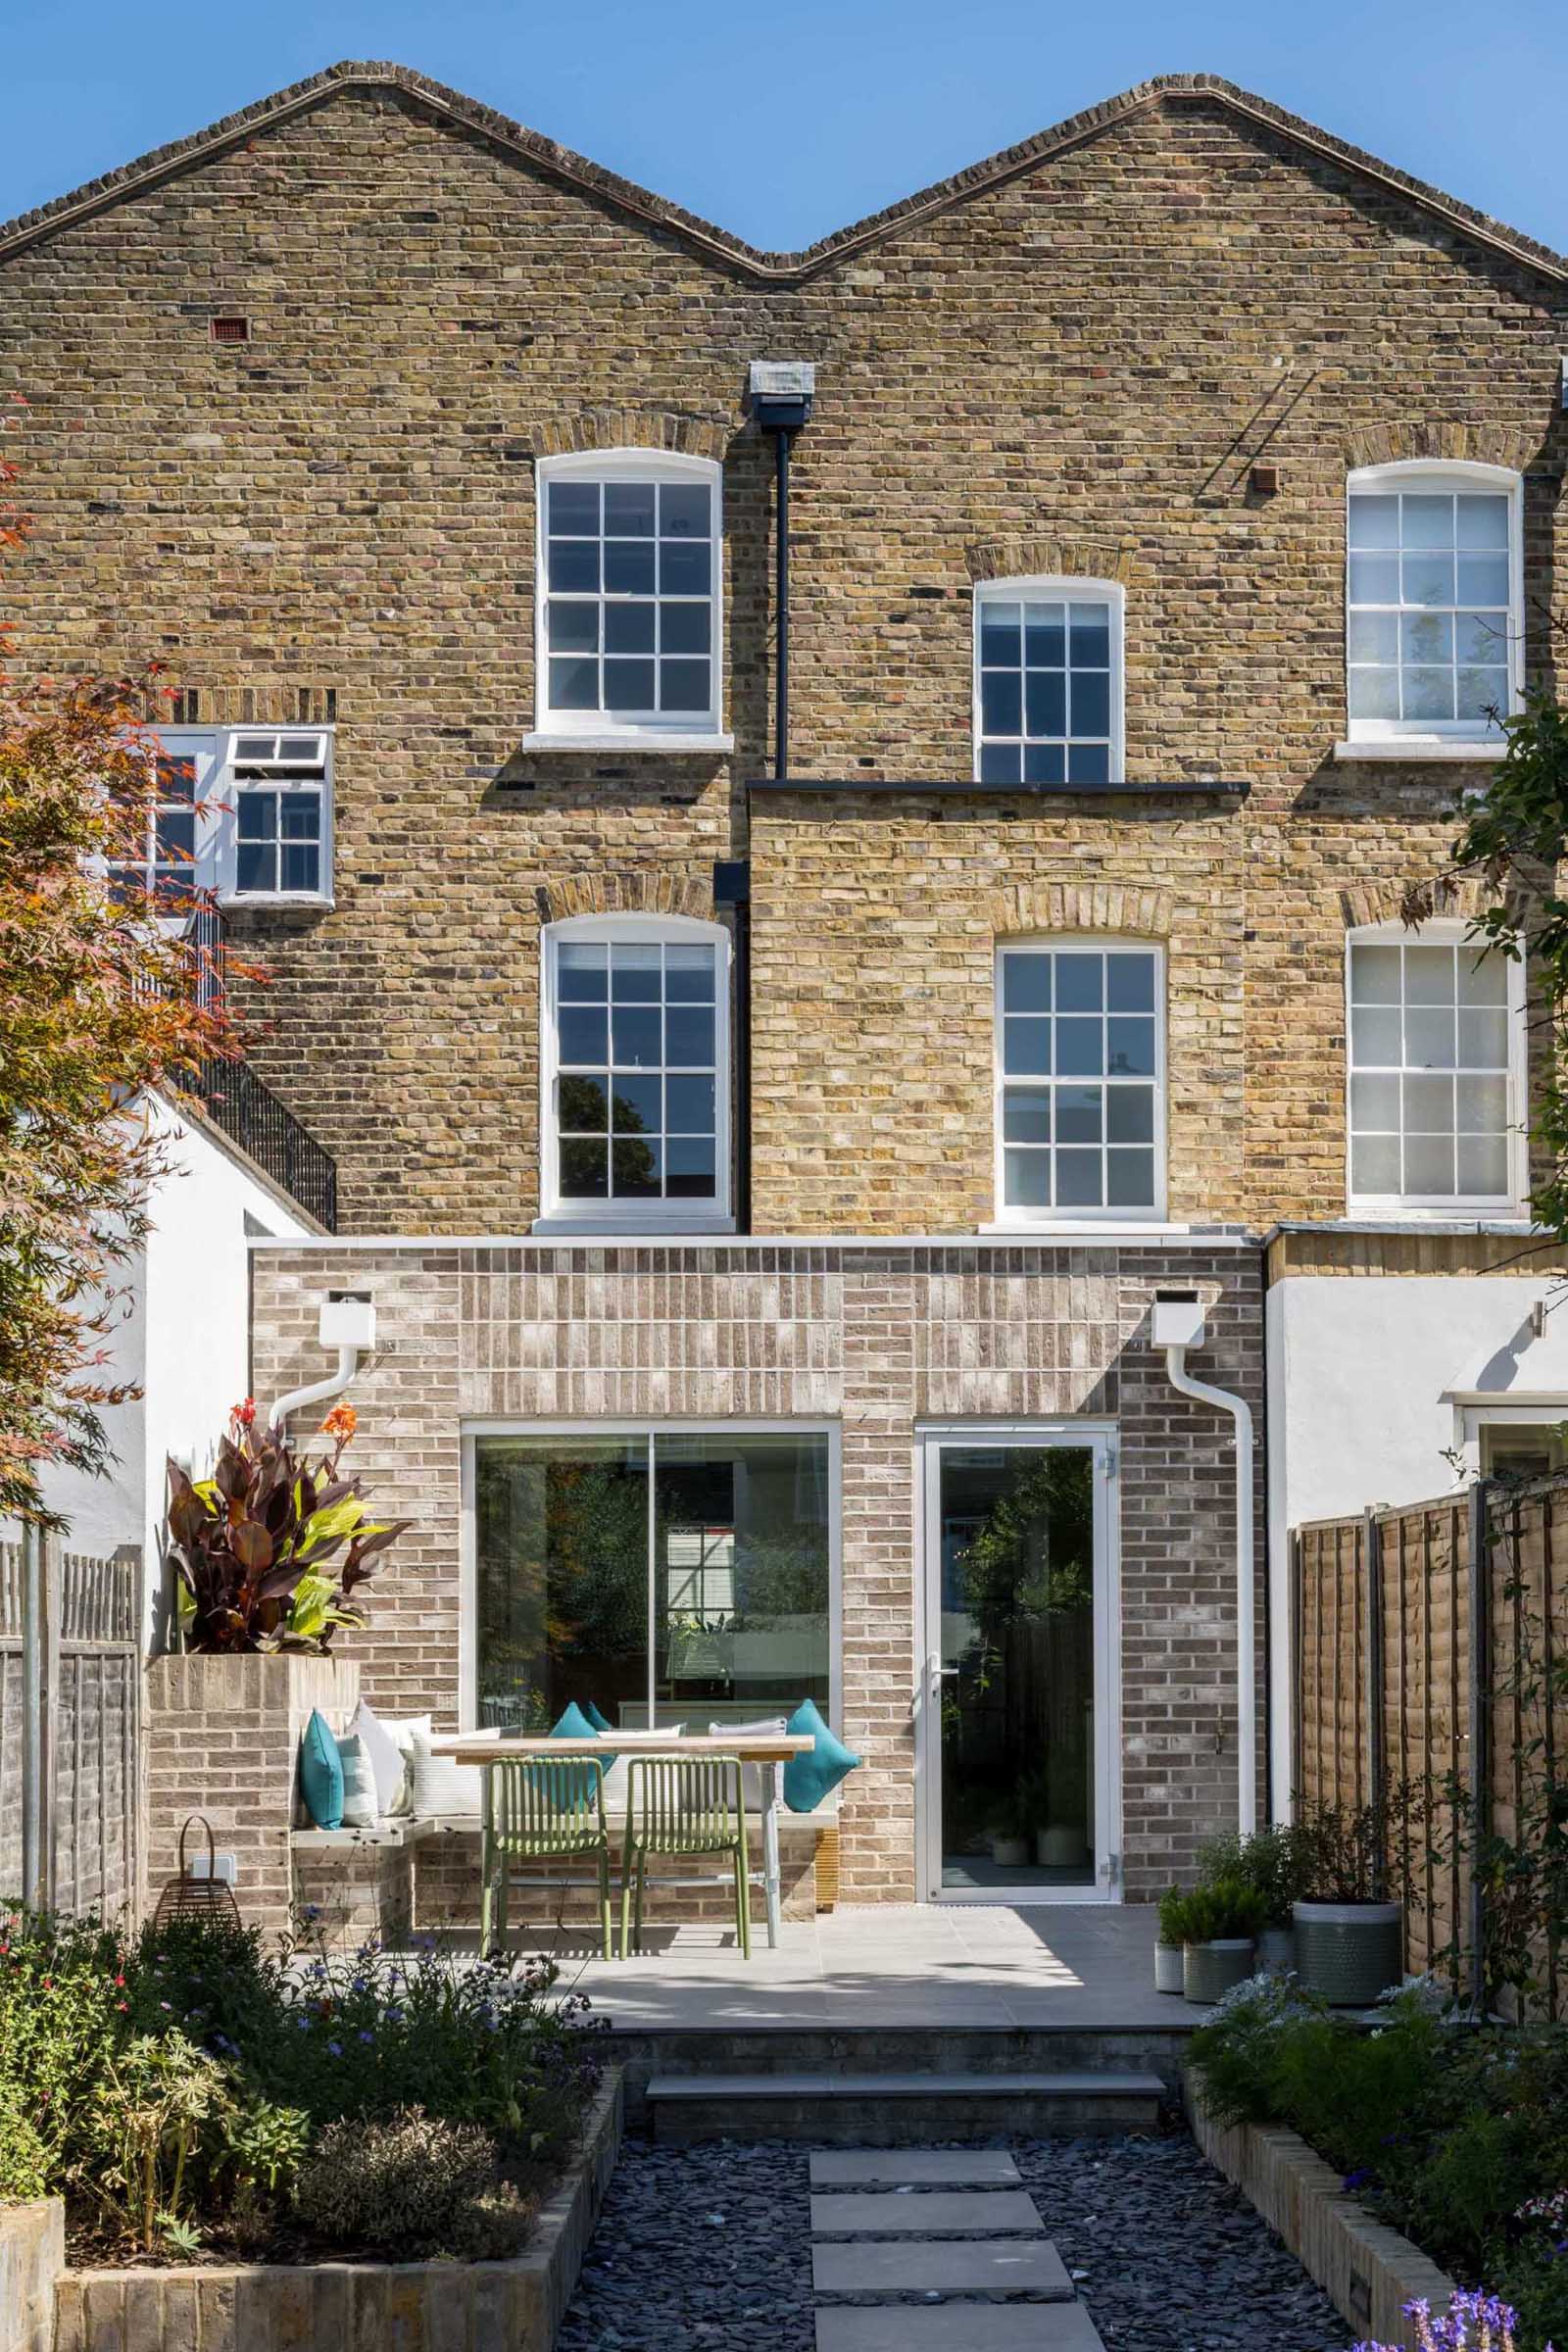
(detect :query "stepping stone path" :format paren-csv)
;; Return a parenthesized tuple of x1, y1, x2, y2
(808, 2147, 1110, 2350)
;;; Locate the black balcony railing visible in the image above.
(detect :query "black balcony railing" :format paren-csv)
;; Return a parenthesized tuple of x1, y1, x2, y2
(167, 903, 339, 1230)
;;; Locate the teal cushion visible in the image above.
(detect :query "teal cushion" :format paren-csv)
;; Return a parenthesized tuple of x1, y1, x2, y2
(533, 1701, 609, 1800)
(783, 1698, 860, 1815)
(299, 1709, 344, 1830)
(582, 1698, 612, 1735)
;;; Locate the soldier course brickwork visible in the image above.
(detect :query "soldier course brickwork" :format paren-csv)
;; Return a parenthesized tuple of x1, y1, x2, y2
(0, 64, 1564, 1233)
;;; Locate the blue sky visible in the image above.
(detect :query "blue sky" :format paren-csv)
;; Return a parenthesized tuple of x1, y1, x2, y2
(4, 0, 1565, 257)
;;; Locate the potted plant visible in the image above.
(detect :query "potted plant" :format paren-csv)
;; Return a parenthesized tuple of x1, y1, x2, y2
(1178, 1878, 1267, 2004)
(1291, 1794, 1410, 2006)
(1197, 1824, 1304, 1973)
(1154, 1884, 1186, 1994)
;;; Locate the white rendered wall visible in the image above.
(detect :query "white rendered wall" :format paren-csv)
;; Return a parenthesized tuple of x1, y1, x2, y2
(9, 1096, 310, 1643)
(1266, 1269, 1568, 1815)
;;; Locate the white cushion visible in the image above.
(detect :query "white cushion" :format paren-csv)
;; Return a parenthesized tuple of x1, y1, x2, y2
(347, 1700, 415, 1818)
(710, 1716, 787, 1813)
(408, 1727, 484, 1822)
(336, 1733, 379, 1830)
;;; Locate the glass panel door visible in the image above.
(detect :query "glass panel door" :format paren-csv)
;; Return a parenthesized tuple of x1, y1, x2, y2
(924, 1437, 1111, 1896)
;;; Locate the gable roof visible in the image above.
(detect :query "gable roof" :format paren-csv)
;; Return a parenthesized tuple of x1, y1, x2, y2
(0, 60, 1563, 289)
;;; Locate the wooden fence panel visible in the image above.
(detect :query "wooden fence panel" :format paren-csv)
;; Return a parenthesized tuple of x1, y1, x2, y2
(0, 1540, 142, 1919)
(1296, 1477, 1568, 2018)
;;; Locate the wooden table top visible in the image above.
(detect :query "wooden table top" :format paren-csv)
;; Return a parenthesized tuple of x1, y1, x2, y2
(430, 1730, 814, 1764)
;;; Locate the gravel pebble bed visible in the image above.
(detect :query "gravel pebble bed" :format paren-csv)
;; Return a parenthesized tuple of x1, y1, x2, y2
(558, 2126, 1349, 2352)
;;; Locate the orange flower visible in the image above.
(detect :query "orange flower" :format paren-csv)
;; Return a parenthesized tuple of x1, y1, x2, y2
(230, 1397, 257, 1430)
(320, 1401, 357, 1445)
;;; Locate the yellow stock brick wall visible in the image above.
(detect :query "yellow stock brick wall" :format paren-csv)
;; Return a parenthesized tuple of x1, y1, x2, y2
(0, 67, 1564, 1232)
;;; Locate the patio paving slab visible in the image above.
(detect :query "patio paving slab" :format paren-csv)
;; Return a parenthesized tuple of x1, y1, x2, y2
(810, 2189, 1045, 2236)
(812, 2238, 1073, 2299)
(815, 2305, 1105, 2350)
(809, 2151, 1022, 2186)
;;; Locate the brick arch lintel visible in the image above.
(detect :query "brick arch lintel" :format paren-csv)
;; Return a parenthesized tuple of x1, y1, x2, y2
(1344, 421, 1536, 475)
(521, 412, 733, 464)
(1340, 876, 1487, 929)
(989, 882, 1173, 939)
(534, 871, 716, 926)
(966, 538, 1137, 586)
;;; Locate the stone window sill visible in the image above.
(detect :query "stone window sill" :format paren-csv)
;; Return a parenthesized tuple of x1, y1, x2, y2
(1333, 738, 1506, 762)
(521, 731, 735, 756)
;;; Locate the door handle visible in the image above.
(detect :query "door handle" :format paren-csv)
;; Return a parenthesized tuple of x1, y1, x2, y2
(928, 1653, 959, 1683)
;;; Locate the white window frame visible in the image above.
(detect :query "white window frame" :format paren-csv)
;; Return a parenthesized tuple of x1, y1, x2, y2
(214, 728, 334, 907)
(972, 576, 1126, 788)
(109, 725, 335, 909)
(1344, 919, 1528, 1218)
(1340, 460, 1524, 759)
(536, 910, 734, 1235)
(525, 449, 732, 753)
(991, 937, 1168, 1227)
(105, 731, 222, 922)
(459, 1418, 843, 1741)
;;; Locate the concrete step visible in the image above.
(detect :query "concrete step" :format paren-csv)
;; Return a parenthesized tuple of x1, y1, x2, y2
(645, 2068, 1165, 2143)
(813, 2236, 1074, 2298)
(816, 2306, 1106, 2351)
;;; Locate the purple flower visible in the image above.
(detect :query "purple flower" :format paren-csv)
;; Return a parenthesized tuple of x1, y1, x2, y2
(359, 2030, 373, 2044)
(327, 2039, 343, 2058)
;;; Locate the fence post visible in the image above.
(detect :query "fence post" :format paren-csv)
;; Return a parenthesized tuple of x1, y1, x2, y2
(19, 1524, 58, 1913)
(1363, 1508, 1386, 1887)
(1467, 1478, 1490, 2016)
(1290, 1529, 1303, 1811)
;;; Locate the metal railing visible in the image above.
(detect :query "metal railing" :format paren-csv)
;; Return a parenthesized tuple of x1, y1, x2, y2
(168, 902, 339, 1230)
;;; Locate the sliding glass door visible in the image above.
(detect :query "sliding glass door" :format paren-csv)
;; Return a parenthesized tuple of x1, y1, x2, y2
(470, 1428, 835, 1734)
(920, 1426, 1118, 1901)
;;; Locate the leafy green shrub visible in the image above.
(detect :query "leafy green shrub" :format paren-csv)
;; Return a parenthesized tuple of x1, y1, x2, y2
(1157, 1885, 1187, 1946)
(0, 1902, 600, 2261)
(294, 2107, 529, 2259)
(267, 1939, 602, 2160)
(1177, 1877, 1268, 1942)
(1189, 1980, 1568, 2352)
(1196, 1825, 1307, 1927)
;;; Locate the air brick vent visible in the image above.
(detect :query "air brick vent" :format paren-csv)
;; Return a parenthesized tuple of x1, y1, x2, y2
(210, 317, 249, 344)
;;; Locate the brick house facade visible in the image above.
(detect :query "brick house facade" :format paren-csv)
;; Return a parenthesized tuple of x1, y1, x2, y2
(6, 64, 1567, 1911)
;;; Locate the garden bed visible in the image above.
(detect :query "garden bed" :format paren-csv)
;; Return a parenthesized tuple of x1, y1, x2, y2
(1, 1905, 608, 2298)
(51, 2066, 623, 2352)
(1184, 1974, 1568, 2352)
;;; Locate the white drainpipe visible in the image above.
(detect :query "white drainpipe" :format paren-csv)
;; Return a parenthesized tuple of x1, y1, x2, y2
(266, 1293, 376, 1435)
(1152, 1294, 1257, 1838)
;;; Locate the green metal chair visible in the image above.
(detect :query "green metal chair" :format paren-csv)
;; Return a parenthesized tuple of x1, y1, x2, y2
(619, 1756, 751, 1960)
(480, 1755, 614, 1962)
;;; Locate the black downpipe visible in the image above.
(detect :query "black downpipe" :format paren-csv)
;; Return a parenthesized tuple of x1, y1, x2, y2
(774, 425, 790, 781)
(713, 858, 752, 1231)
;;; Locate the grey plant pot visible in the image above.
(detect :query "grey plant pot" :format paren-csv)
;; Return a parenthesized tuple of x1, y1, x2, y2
(1256, 1925, 1297, 1974)
(1154, 1940, 1185, 1995)
(1183, 1937, 1254, 2005)
(989, 1835, 1029, 1868)
(1292, 1901, 1402, 2006)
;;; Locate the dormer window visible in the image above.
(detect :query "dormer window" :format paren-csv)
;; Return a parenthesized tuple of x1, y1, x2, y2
(525, 452, 731, 752)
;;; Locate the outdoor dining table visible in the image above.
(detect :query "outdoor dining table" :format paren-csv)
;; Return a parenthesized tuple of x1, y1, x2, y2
(430, 1730, 815, 1949)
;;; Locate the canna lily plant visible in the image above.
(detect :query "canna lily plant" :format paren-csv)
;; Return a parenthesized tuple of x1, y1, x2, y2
(166, 1400, 410, 1653)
